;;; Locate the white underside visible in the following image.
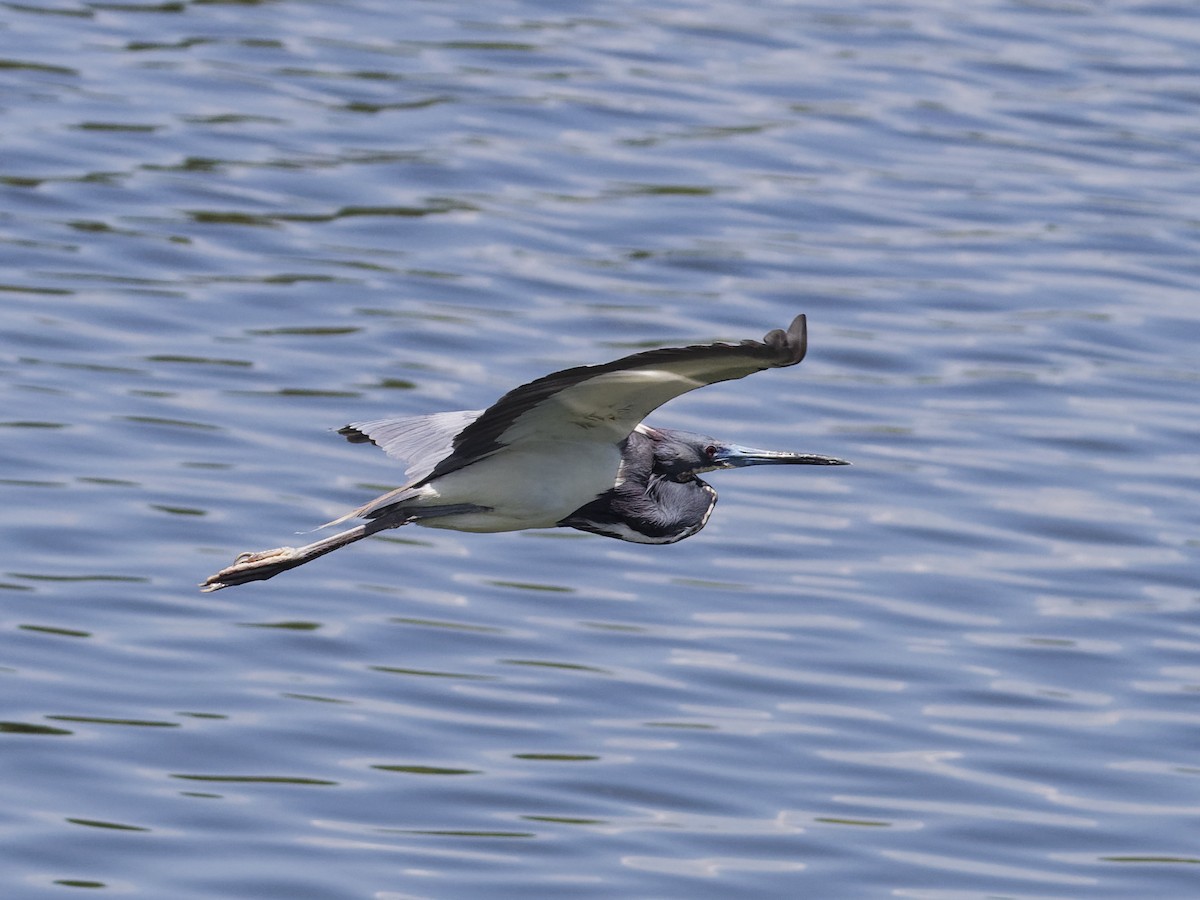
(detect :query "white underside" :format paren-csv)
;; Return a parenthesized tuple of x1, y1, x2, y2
(408, 440, 622, 532)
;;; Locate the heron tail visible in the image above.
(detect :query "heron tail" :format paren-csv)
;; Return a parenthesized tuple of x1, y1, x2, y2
(200, 521, 389, 592)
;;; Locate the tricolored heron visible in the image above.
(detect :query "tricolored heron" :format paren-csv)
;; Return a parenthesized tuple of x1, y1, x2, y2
(201, 314, 847, 591)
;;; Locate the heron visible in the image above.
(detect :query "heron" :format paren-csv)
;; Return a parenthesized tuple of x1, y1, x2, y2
(201, 314, 848, 592)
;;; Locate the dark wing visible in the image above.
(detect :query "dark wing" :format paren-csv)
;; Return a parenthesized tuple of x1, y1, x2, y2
(424, 314, 810, 482)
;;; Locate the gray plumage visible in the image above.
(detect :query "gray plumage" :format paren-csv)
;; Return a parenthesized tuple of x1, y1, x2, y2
(201, 315, 847, 591)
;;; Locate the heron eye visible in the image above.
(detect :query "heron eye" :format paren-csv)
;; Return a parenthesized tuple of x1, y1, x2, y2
(704, 445, 717, 458)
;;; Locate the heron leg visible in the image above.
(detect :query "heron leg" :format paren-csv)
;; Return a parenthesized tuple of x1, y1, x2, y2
(200, 521, 388, 592)
(199, 504, 489, 592)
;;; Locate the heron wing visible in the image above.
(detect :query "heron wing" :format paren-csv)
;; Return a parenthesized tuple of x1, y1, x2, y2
(338, 410, 482, 480)
(317, 410, 484, 528)
(426, 314, 810, 481)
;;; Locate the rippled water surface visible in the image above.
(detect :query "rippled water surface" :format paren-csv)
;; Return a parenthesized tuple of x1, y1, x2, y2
(2, 1, 1198, 897)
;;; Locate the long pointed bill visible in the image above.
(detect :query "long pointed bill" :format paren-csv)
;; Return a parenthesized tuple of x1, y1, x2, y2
(715, 445, 850, 468)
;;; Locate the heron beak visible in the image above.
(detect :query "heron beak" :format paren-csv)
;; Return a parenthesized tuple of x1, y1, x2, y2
(715, 445, 850, 468)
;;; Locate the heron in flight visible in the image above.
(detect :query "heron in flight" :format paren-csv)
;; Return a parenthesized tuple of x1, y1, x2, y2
(201, 315, 848, 591)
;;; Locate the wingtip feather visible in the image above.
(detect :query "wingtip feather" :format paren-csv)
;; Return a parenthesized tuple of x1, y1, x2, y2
(338, 424, 372, 444)
(759, 314, 807, 366)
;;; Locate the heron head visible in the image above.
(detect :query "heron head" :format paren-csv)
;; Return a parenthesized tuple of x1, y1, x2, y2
(646, 428, 850, 479)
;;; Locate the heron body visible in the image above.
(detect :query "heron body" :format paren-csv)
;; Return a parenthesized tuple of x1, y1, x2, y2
(560, 425, 718, 544)
(201, 315, 848, 591)
(362, 437, 623, 533)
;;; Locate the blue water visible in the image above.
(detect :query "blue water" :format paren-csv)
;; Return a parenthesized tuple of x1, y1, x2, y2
(2, 1, 1199, 897)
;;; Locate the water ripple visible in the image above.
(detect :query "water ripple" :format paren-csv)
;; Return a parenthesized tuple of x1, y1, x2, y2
(2, 0, 1199, 896)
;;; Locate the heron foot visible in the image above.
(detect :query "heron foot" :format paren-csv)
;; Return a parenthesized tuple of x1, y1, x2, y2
(234, 547, 297, 565)
(201, 546, 298, 592)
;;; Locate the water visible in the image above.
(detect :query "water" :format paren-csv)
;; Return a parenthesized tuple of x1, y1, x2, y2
(2, 1, 1199, 897)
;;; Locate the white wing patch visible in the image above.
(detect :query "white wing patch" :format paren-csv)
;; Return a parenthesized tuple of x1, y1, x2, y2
(344, 410, 482, 478)
(497, 366, 710, 447)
